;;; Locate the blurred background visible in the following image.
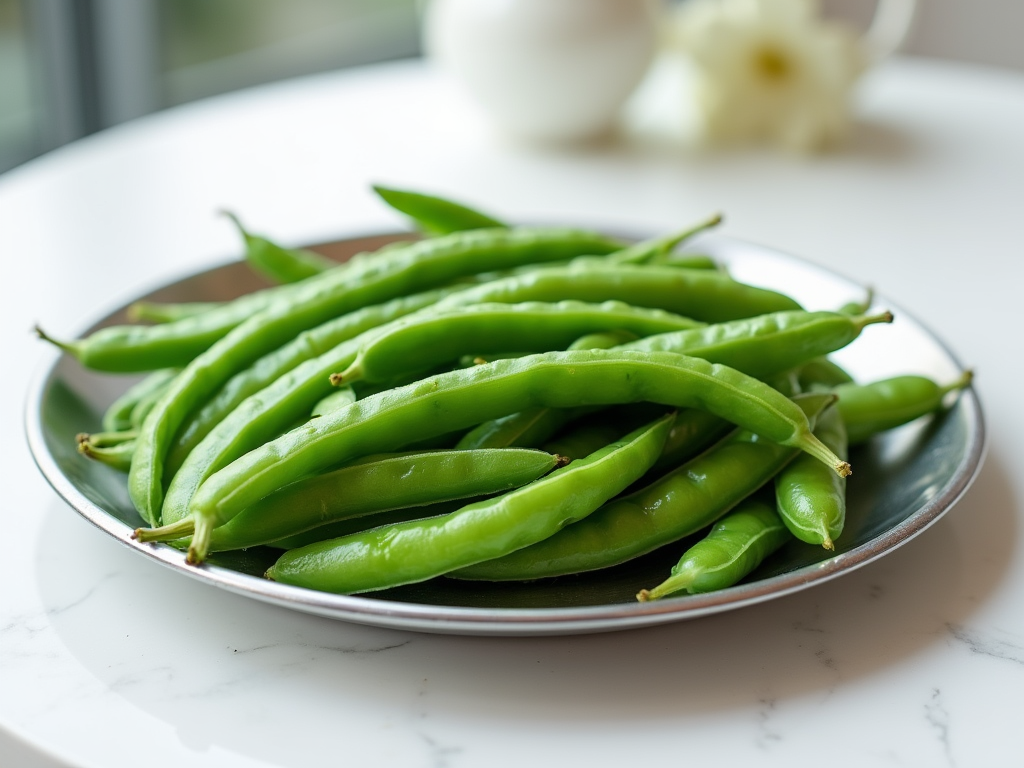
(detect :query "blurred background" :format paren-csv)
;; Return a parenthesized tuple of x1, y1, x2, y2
(1, 0, 1022, 175)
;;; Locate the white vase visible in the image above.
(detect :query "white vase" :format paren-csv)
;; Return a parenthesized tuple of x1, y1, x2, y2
(423, 0, 659, 143)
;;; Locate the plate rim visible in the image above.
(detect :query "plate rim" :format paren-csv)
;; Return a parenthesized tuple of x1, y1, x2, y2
(23, 233, 988, 636)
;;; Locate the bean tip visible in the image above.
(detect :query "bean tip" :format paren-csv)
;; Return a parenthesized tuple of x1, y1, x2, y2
(328, 372, 344, 386)
(636, 589, 652, 603)
(836, 461, 852, 478)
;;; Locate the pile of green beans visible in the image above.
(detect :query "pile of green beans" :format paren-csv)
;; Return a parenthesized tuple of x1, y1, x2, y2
(45, 186, 974, 602)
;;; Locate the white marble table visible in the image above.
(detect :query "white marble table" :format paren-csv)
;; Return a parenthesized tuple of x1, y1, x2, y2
(2, 57, 1023, 768)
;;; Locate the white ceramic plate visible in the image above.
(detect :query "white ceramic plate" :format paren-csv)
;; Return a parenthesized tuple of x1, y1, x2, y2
(25, 233, 985, 635)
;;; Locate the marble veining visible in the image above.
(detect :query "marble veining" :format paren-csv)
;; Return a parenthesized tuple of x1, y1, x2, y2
(230, 639, 411, 656)
(924, 688, 954, 768)
(417, 732, 463, 768)
(946, 623, 1024, 667)
(754, 697, 782, 750)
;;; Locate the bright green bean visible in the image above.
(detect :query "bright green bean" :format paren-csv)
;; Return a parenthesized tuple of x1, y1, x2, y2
(453, 393, 834, 581)
(373, 185, 506, 234)
(775, 403, 848, 549)
(265, 415, 673, 594)
(223, 211, 337, 284)
(174, 352, 846, 564)
(101, 369, 178, 432)
(836, 371, 973, 445)
(143, 448, 560, 552)
(338, 300, 704, 385)
(636, 498, 791, 600)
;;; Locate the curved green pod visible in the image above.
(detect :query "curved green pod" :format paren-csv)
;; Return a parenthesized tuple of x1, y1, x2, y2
(265, 415, 673, 594)
(223, 211, 337, 284)
(373, 185, 506, 234)
(775, 403, 848, 549)
(127, 227, 623, 525)
(171, 352, 846, 564)
(339, 300, 703, 385)
(165, 289, 445, 475)
(101, 369, 179, 432)
(453, 393, 834, 582)
(148, 448, 561, 552)
(637, 499, 791, 600)
(836, 371, 973, 445)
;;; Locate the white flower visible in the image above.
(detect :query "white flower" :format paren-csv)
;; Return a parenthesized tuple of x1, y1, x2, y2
(669, 0, 866, 151)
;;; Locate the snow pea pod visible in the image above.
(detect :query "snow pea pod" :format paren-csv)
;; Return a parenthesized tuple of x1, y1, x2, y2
(164, 264, 785, 528)
(128, 227, 622, 525)
(127, 301, 224, 323)
(265, 415, 674, 594)
(541, 421, 625, 462)
(79, 438, 136, 472)
(41, 227, 620, 372)
(620, 310, 892, 379)
(223, 211, 337, 284)
(775, 403, 848, 549)
(636, 499, 791, 600)
(457, 309, 882, 457)
(165, 289, 445, 475)
(453, 393, 834, 581)
(798, 357, 855, 390)
(431, 262, 800, 323)
(310, 386, 357, 417)
(607, 214, 722, 265)
(373, 185, 506, 234)
(173, 351, 847, 564)
(454, 331, 638, 451)
(836, 371, 973, 445)
(337, 300, 704, 385)
(101, 369, 179, 432)
(143, 448, 560, 552)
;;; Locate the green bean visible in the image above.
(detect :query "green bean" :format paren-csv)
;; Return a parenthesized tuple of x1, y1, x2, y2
(42, 228, 621, 373)
(265, 415, 674, 594)
(798, 357, 855, 390)
(35, 284, 301, 372)
(163, 261, 780, 528)
(838, 287, 874, 316)
(101, 369, 178, 432)
(373, 185, 506, 234)
(455, 408, 587, 451)
(541, 421, 626, 462)
(76, 429, 136, 449)
(775, 403, 847, 549)
(127, 227, 623, 525)
(142, 448, 560, 552)
(620, 310, 892, 378)
(311, 386, 357, 417)
(165, 289, 445, 475)
(453, 392, 834, 581)
(78, 438, 136, 472)
(127, 302, 223, 324)
(429, 262, 800, 322)
(172, 351, 847, 564)
(337, 301, 704, 385)
(144, 229, 625, 526)
(450, 331, 638, 451)
(457, 309, 881, 458)
(223, 211, 337, 283)
(636, 498, 791, 600)
(836, 371, 973, 445)
(655, 254, 721, 271)
(269, 503, 462, 551)
(608, 214, 722, 265)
